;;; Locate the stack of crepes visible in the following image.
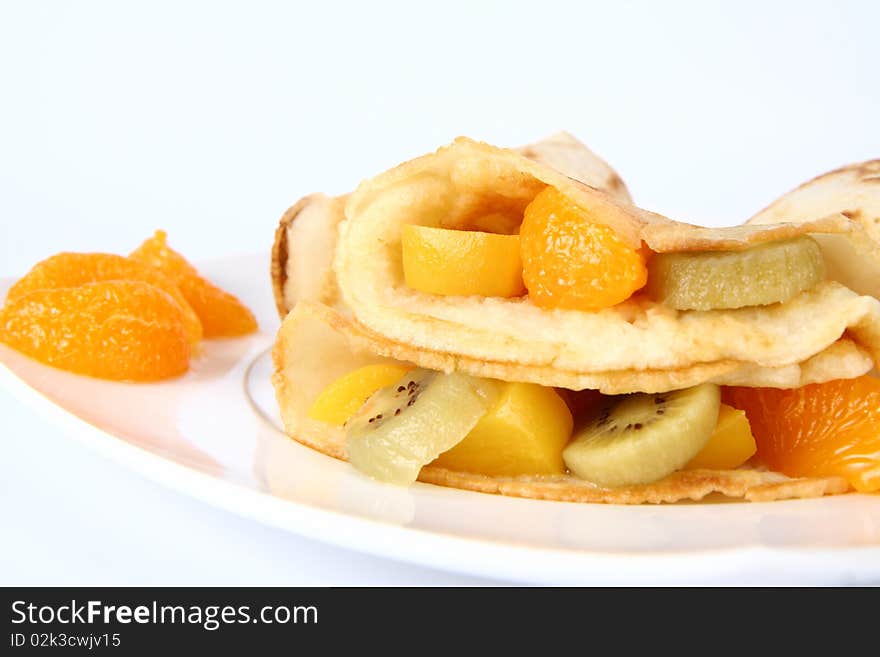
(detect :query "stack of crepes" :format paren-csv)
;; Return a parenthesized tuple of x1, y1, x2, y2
(270, 134, 880, 503)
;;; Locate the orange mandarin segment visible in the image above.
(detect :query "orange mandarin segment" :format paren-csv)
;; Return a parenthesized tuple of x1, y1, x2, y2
(129, 231, 257, 338)
(724, 376, 880, 493)
(520, 186, 647, 311)
(6, 252, 202, 345)
(0, 281, 191, 381)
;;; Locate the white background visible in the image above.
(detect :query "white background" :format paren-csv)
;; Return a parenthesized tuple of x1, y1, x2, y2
(1, 1, 878, 584)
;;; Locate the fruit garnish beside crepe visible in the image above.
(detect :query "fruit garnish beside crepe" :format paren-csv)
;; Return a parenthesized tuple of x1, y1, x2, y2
(1, 280, 192, 381)
(6, 252, 203, 345)
(1, 234, 257, 381)
(131, 230, 257, 337)
(270, 135, 880, 503)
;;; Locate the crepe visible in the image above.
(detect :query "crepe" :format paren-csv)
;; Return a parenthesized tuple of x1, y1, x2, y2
(334, 137, 880, 393)
(270, 138, 879, 503)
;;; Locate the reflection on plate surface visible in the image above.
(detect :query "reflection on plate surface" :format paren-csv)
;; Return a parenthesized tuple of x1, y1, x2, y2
(3, 254, 880, 584)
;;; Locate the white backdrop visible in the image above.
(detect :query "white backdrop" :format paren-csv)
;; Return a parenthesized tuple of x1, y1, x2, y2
(1, 1, 878, 584)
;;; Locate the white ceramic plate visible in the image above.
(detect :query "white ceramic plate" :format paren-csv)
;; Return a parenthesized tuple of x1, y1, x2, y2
(3, 254, 880, 585)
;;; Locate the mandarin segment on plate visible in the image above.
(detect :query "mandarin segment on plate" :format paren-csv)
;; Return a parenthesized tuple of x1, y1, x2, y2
(129, 231, 257, 338)
(724, 376, 880, 493)
(0, 280, 191, 381)
(519, 186, 648, 311)
(6, 252, 202, 345)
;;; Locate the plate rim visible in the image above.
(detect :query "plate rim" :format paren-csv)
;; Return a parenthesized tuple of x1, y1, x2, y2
(5, 358, 880, 586)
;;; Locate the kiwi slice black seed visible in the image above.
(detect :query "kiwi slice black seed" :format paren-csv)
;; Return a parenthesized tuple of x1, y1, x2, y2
(563, 384, 721, 487)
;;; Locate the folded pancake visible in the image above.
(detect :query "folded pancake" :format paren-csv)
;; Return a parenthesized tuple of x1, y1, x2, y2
(271, 300, 851, 503)
(271, 132, 633, 318)
(334, 137, 880, 393)
(270, 138, 880, 503)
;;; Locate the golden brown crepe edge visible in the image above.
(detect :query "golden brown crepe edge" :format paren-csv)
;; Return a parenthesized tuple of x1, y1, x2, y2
(749, 159, 880, 242)
(271, 193, 349, 319)
(641, 211, 854, 252)
(271, 195, 316, 318)
(514, 131, 634, 204)
(319, 298, 871, 389)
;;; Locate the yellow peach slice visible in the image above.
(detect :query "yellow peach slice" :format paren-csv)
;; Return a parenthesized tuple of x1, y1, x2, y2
(684, 403, 757, 470)
(433, 382, 573, 476)
(307, 363, 412, 426)
(401, 224, 525, 297)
